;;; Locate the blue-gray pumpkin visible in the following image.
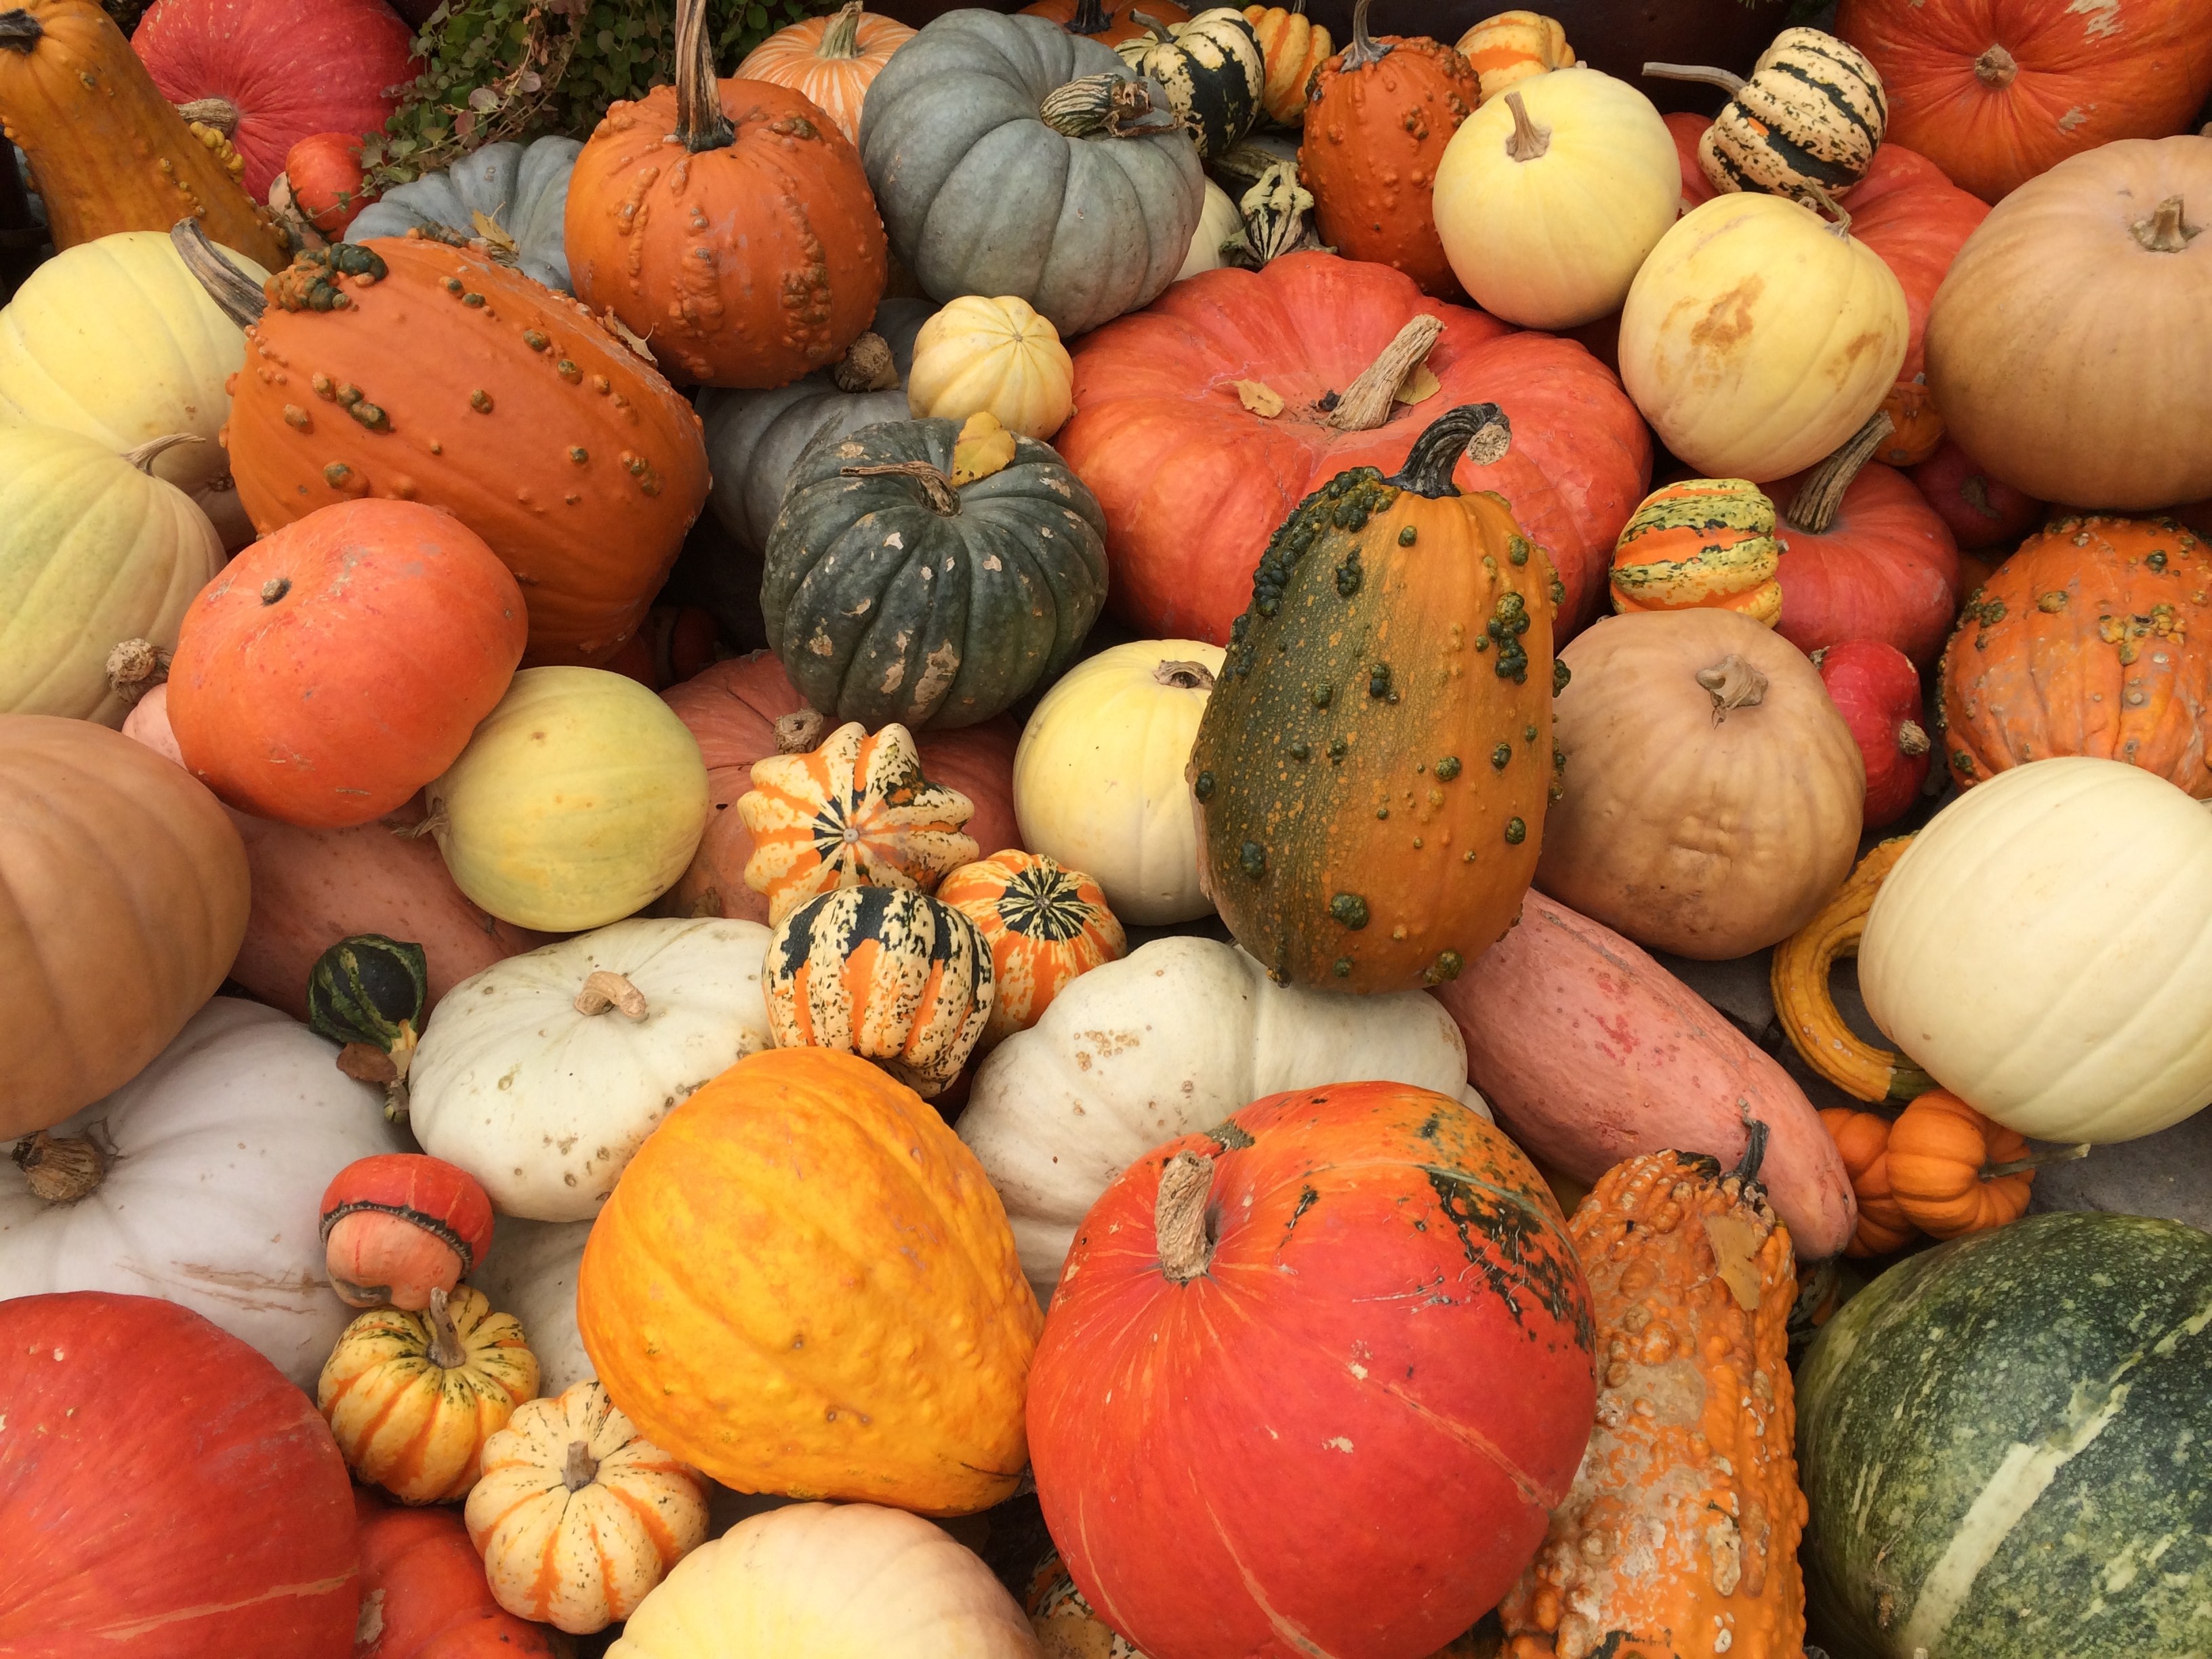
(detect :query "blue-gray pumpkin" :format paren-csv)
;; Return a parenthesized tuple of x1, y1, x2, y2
(350, 137, 581, 293)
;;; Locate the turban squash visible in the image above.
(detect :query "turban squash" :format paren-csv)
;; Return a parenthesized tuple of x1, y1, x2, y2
(1055, 249, 1651, 645)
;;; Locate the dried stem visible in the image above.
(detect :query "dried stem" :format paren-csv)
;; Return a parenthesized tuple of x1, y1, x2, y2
(2133, 197, 2197, 253)
(832, 331, 899, 392)
(1340, 0, 1391, 71)
(562, 1439, 601, 1490)
(1153, 659, 1216, 691)
(673, 0, 735, 152)
(1643, 60, 1746, 94)
(176, 96, 240, 136)
(1155, 1151, 1217, 1282)
(1389, 402, 1512, 497)
(1503, 89, 1550, 162)
(1786, 409, 1893, 534)
(1696, 654, 1769, 722)
(14, 1130, 106, 1203)
(815, 0, 864, 60)
(1974, 44, 2017, 88)
(105, 638, 169, 703)
(840, 459, 959, 515)
(171, 218, 268, 329)
(1985, 1143, 2091, 1180)
(120, 433, 205, 474)
(575, 970, 650, 1020)
(423, 1287, 470, 1369)
(1328, 314, 1443, 431)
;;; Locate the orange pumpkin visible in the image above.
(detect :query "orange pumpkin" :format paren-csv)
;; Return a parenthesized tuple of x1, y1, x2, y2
(1876, 377, 1944, 468)
(937, 850, 1126, 1048)
(1300, 0, 1479, 298)
(564, 0, 886, 390)
(353, 1488, 565, 1658)
(321, 1153, 495, 1311)
(1883, 1089, 2034, 1239)
(1242, 0, 1333, 125)
(733, 2, 916, 146)
(1819, 1105, 1917, 1256)
(1018, 0, 1191, 47)
(283, 131, 377, 238)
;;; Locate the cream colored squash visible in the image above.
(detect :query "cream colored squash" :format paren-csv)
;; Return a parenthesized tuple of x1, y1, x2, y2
(471, 1216, 595, 1393)
(607, 1502, 1040, 1659)
(1012, 638, 1223, 926)
(426, 667, 710, 932)
(1862, 758, 2212, 1144)
(0, 998, 407, 1389)
(958, 935, 1490, 1301)
(1618, 192, 1907, 480)
(0, 427, 222, 725)
(1176, 179, 1246, 281)
(1433, 66, 1679, 329)
(905, 295, 1074, 441)
(0, 230, 268, 550)
(410, 917, 774, 1221)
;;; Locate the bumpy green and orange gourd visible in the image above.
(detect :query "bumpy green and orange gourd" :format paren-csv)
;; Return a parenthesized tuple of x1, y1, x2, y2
(1186, 401, 1560, 993)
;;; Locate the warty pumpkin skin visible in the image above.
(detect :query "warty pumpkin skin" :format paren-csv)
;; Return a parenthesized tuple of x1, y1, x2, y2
(576, 1045, 1043, 1516)
(732, 2, 918, 148)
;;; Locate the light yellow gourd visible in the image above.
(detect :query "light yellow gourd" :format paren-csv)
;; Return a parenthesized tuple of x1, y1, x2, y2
(905, 295, 1074, 441)
(1176, 179, 1246, 281)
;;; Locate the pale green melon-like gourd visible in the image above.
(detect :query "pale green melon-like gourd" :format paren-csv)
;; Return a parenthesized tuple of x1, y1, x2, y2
(350, 137, 583, 293)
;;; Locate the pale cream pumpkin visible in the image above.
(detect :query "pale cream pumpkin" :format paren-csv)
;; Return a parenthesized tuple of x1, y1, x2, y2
(466, 1380, 710, 1634)
(905, 296, 1076, 441)
(1619, 192, 1907, 480)
(470, 1216, 595, 1394)
(1862, 758, 2212, 1144)
(1176, 180, 1246, 281)
(0, 428, 222, 725)
(1433, 66, 1679, 329)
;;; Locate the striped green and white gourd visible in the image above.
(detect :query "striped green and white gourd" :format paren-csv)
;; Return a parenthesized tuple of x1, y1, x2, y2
(1650, 28, 1886, 207)
(1116, 7, 1265, 159)
(1796, 1211, 2212, 1659)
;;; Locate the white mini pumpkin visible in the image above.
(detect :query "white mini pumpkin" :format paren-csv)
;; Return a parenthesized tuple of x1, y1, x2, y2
(0, 998, 407, 1389)
(470, 1216, 595, 1393)
(410, 917, 775, 1221)
(1176, 179, 1245, 281)
(958, 935, 1489, 1300)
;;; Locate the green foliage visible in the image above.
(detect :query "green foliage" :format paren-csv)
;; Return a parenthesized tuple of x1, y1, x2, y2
(361, 0, 843, 190)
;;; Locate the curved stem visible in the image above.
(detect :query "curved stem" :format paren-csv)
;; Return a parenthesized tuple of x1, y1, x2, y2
(1984, 1143, 2089, 1180)
(1643, 60, 1746, 94)
(423, 1286, 470, 1369)
(674, 0, 735, 153)
(1155, 1151, 1217, 1282)
(1340, 0, 1391, 71)
(1785, 409, 1893, 534)
(1328, 314, 1442, 432)
(1387, 402, 1512, 498)
(13, 1130, 106, 1204)
(1974, 43, 2017, 88)
(176, 96, 241, 136)
(1129, 7, 1174, 39)
(121, 432, 204, 474)
(574, 969, 649, 1020)
(839, 459, 959, 514)
(171, 219, 268, 329)
(562, 1439, 601, 1491)
(1063, 0, 1112, 33)
(1795, 177, 1856, 239)
(1503, 89, 1549, 162)
(1730, 1115, 1770, 1184)
(815, 0, 864, 60)
(1696, 653, 1768, 722)
(1154, 659, 1217, 691)
(0, 10, 42, 52)
(2133, 197, 2196, 253)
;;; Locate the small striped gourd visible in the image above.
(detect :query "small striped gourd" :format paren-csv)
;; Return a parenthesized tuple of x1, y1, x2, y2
(937, 850, 1126, 1048)
(1240, 1, 1330, 126)
(1608, 478, 1782, 623)
(1455, 9, 1575, 105)
(1647, 28, 1886, 206)
(1117, 7, 1265, 157)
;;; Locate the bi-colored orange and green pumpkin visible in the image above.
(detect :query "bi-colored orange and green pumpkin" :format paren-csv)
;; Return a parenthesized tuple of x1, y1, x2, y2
(937, 850, 1126, 1049)
(733, 1, 917, 146)
(1883, 1088, 2037, 1240)
(1608, 477, 1782, 623)
(576, 1046, 1042, 1516)
(320, 1152, 495, 1311)
(1187, 402, 1558, 993)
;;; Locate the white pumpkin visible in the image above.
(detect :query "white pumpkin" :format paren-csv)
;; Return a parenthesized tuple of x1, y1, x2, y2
(1175, 179, 1245, 281)
(959, 935, 1490, 1300)
(0, 998, 407, 1389)
(411, 917, 776, 1221)
(470, 1216, 595, 1394)
(608, 1502, 1040, 1659)
(1862, 758, 2212, 1144)
(1012, 639, 1223, 926)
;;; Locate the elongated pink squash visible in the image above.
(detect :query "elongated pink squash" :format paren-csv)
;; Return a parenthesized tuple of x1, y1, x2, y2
(1431, 888, 1856, 1258)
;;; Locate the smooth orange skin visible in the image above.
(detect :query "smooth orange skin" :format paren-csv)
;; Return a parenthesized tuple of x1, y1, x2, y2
(1016, 0, 1190, 47)
(1820, 1105, 1918, 1256)
(1877, 380, 1946, 468)
(285, 131, 378, 237)
(733, 7, 917, 146)
(353, 1490, 564, 1658)
(1886, 1089, 2033, 1239)
(168, 500, 526, 828)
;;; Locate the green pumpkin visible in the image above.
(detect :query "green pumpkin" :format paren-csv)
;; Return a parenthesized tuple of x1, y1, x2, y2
(1117, 8, 1264, 160)
(306, 934, 427, 1118)
(762, 416, 1108, 731)
(349, 137, 582, 292)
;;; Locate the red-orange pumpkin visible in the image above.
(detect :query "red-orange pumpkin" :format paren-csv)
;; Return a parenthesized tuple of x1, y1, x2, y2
(284, 131, 377, 237)
(352, 1488, 565, 1658)
(1814, 638, 1931, 830)
(166, 501, 527, 828)
(322, 1153, 496, 1311)
(1910, 436, 2043, 552)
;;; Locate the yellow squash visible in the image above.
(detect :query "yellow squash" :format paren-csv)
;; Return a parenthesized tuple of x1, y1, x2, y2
(906, 295, 1075, 440)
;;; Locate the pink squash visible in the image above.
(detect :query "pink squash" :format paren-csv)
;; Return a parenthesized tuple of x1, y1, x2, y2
(1431, 888, 1857, 1258)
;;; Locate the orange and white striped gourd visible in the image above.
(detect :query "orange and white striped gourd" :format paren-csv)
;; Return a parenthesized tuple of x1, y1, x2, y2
(1240, 1, 1332, 125)
(1454, 9, 1574, 104)
(937, 850, 1125, 1050)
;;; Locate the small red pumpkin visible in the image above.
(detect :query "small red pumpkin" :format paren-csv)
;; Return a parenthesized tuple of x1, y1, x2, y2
(352, 1487, 565, 1658)
(285, 131, 376, 237)
(1813, 639, 1930, 829)
(166, 500, 527, 829)
(322, 1153, 497, 1311)
(1910, 436, 2044, 553)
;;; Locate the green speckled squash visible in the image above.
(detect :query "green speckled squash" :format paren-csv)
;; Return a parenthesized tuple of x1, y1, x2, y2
(306, 933, 428, 1111)
(1115, 7, 1265, 159)
(1797, 1211, 2212, 1659)
(1185, 403, 1561, 994)
(762, 417, 1108, 731)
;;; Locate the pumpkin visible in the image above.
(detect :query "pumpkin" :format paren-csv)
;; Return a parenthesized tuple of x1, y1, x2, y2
(1769, 836, 1933, 1109)
(472, 1217, 594, 1396)
(1607, 476, 1782, 623)
(1833, 0, 2212, 204)
(281, 131, 373, 237)
(1881, 1088, 2040, 1240)
(466, 1380, 710, 1634)
(1819, 1105, 1916, 1256)
(577, 1046, 1042, 1515)
(1925, 137, 2212, 512)
(1115, 6, 1265, 158)
(1645, 26, 1887, 205)
(1433, 887, 1859, 1261)
(307, 931, 428, 1113)
(0, 1292, 359, 1658)
(1, 714, 249, 1139)
(907, 295, 1074, 441)
(1497, 1141, 1807, 1659)
(1186, 402, 1558, 992)
(353, 1486, 567, 1658)
(1860, 758, 2212, 1143)
(1021, 0, 1191, 47)
(0, 427, 222, 725)
(349, 136, 584, 293)
(1432, 67, 1679, 329)
(1814, 638, 1929, 827)
(165, 499, 527, 828)
(1055, 250, 1652, 646)
(0, 0, 286, 266)
(607, 1502, 1042, 1658)
(1877, 374, 1944, 468)
(1299, 0, 1479, 297)
(860, 11, 1204, 338)
(424, 666, 710, 933)
(1029, 1082, 1595, 1659)
(1, 997, 408, 1385)
(1012, 640, 1219, 926)
(1455, 9, 1573, 103)
(0, 228, 268, 536)
(1910, 435, 2042, 552)
(733, 2, 916, 147)
(409, 918, 776, 1222)
(1938, 515, 2211, 796)
(1536, 609, 1866, 959)
(322, 1152, 495, 1311)
(1797, 1213, 2212, 1658)
(565, 0, 884, 391)
(1243, 0, 1330, 125)
(937, 851, 1125, 1050)
(321, 1284, 540, 1504)
(1174, 176, 1246, 279)
(762, 415, 1107, 731)
(960, 934, 1494, 1298)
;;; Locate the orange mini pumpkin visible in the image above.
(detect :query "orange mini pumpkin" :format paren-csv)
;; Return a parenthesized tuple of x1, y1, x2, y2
(1818, 1105, 1917, 1256)
(1876, 378, 1944, 468)
(565, 0, 887, 390)
(733, 1, 916, 146)
(1883, 1089, 2034, 1240)
(937, 850, 1126, 1048)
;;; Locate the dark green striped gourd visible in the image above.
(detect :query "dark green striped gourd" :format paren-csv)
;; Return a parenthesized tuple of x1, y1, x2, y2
(307, 934, 428, 1117)
(1650, 28, 1886, 207)
(1116, 7, 1265, 159)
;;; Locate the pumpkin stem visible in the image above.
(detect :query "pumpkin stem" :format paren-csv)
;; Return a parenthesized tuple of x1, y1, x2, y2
(1973, 43, 2017, 87)
(176, 95, 241, 137)
(1340, 0, 1391, 70)
(423, 1286, 470, 1369)
(12, 1130, 106, 1204)
(562, 1438, 601, 1490)
(1387, 401, 1513, 497)
(1328, 314, 1443, 431)
(1039, 72, 1172, 139)
(1784, 408, 1893, 534)
(171, 218, 269, 329)
(104, 638, 170, 703)
(816, 0, 865, 60)
(1897, 718, 1930, 758)
(1155, 1150, 1218, 1282)
(1502, 89, 1551, 162)
(0, 9, 41, 52)
(673, 0, 737, 153)
(575, 970, 651, 1021)
(775, 708, 831, 753)
(1129, 7, 1174, 38)
(1062, 0, 1113, 34)
(1984, 1142, 2090, 1180)
(1641, 60, 1746, 95)
(1694, 653, 1768, 723)
(1153, 659, 1217, 691)
(1730, 1112, 1770, 1184)
(838, 459, 960, 514)
(2133, 196, 2198, 253)
(120, 432, 204, 474)
(832, 331, 898, 393)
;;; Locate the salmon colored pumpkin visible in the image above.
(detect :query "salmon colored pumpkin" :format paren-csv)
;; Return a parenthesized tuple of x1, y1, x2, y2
(166, 500, 527, 828)
(733, 1, 916, 146)
(353, 1488, 567, 1658)
(1819, 1105, 1917, 1255)
(1883, 1089, 2035, 1238)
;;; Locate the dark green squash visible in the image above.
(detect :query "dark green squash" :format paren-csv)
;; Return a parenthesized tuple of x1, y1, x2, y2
(306, 934, 427, 1118)
(1185, 403, 1563, 994)
(1117, 7, 1265, 159)
(762, 416, 1109, 731)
